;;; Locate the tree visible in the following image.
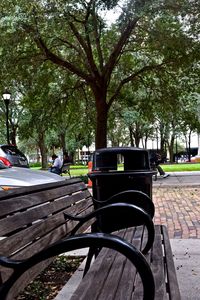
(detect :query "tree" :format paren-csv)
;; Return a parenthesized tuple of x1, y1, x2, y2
(1, 0, 199, 149)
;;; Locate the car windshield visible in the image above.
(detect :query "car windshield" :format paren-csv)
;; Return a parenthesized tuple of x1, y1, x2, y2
(0, 161, 8, 169)
(1, 145, 26, 157)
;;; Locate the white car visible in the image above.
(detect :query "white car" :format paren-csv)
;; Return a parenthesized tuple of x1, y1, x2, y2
(0, 162, 65, 191)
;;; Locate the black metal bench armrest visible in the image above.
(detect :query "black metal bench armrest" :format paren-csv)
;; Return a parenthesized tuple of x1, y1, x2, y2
(64, 203, 155, 254)
(0, 233, 155, 300)
(92, 189, 155, 218)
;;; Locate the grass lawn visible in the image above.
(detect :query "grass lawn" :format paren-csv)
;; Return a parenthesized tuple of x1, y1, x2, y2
(162, 163, 200, 172)
(31, 163, 200, 177)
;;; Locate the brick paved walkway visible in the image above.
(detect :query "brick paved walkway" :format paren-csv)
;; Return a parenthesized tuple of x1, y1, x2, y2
(153, 186, 200, 239)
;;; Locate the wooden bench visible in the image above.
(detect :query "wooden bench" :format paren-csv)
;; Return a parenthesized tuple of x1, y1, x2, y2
(0, 178, 180, 299)
(0, 178, 93, 299)
(61, 163, 71, 177)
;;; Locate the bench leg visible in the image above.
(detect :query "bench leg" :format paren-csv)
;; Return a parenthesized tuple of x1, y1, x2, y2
(83, 246, 100, 277)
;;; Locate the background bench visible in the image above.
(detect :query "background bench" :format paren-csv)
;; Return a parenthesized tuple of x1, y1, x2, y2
(61, 163, 71, 177)
(0, 177, 180, 299)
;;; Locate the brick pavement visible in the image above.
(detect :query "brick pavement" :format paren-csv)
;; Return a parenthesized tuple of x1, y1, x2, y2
(153, 186, 200, 239)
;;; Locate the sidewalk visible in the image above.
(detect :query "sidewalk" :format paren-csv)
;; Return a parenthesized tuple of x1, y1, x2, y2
(153, 171, 200, 187)
(153, 172, 200, 238)
(153, 171, 200, 299)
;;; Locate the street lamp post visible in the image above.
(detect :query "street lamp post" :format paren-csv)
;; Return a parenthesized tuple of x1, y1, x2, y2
(2, 91, 11, 144)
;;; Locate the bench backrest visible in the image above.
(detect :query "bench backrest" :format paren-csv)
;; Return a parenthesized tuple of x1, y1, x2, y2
(61, 163, 71, 175)
(0, 177, 93, 299)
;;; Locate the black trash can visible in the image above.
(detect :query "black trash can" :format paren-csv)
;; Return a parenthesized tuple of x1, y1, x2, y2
(88, 147, 155, 231)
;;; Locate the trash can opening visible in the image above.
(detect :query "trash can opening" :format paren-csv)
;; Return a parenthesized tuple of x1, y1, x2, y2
(93, 152, 118, 171)
(124, 151, 149, 170)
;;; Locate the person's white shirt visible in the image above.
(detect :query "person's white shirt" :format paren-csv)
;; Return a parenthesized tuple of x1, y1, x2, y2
(52, 157, 62, 169)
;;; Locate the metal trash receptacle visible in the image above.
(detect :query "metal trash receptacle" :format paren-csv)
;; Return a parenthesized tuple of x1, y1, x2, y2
(88, 147, 155, 231)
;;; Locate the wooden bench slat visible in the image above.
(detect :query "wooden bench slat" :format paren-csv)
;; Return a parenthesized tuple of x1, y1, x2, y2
(0, 177, 82, 201)
(161, 225, 181, 300)
(112, 228, 141, 300)
(97, 229, 136, 300)
(0, 181, 88, 217)
(0, 192, 92, 236)
(150, 225, 167, 300)
(71, 230, 128, 300)
(0, 198, 93, 256)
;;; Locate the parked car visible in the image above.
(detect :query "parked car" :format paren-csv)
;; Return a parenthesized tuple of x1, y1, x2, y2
(0, 144, 29, 168)
(0, 162, 66, 191)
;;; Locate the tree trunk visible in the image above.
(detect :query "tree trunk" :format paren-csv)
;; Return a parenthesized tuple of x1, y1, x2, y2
(10, 125, 17, 146)
(134, 126, 140, 147)
(144, 135, 148, 149)
(36, 148, 40, 163)
(168, 135, 175, 163)
(38, 132, 48, 169)
(60, 132, 66, 155)
(129, 126, 134, 146)
(188, 131, 192, 162)
(95, 92, 108, 149)
(159, 122, 165, 153)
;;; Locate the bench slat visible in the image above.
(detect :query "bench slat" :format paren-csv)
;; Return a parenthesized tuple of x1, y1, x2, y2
(0, 177, 82, 201)
(0, 198, 93, 256)
(162, 225, 181, 299)
(0, 181, 87, 217)
(108, 228, 140, 300)
(0, 192, 91, 236)
(150, 225, 167, 300)
(71, 230, 128, 300)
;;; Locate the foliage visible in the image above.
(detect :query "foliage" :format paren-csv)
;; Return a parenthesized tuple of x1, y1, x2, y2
(0, 0, 199, 158)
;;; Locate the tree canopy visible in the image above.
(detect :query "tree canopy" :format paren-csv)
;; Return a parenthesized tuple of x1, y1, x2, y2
(0, 0, 199, 158)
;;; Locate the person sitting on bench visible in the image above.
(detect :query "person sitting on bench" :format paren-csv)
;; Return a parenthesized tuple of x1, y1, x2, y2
(49, 154, 62, 175)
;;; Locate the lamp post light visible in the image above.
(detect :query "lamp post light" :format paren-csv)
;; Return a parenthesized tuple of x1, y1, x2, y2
(2, 91, 11, 144)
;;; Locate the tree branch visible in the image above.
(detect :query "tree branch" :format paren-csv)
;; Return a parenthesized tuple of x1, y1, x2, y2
(35, 35, 92, 81)
(68, 20, 100, 80)
(103, 17, 140, 81)
(107, 61, 168, 109)
(91, 6, 104, 72)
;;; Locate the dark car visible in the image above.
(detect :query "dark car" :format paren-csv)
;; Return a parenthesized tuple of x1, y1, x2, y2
(0, 144, 29, 168)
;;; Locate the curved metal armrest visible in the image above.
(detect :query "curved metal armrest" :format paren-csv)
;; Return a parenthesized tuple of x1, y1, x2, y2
(0, 233, 155, 300)
(93, 189, 155, 218)
(64, 212, 85, 221)
(65, 203, 154, 254)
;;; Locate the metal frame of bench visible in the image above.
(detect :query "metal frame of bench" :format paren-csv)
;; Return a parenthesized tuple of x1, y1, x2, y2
(0, 233, 155, 300)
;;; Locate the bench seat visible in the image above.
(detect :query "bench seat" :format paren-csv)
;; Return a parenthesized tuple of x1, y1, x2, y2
(71, 225, 180, 300)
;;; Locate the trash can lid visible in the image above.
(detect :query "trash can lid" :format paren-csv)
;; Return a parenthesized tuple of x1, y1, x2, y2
(94, 147, 147, 154)
(92, 147, 150, 172)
